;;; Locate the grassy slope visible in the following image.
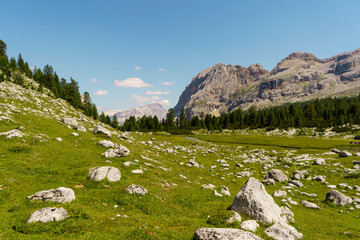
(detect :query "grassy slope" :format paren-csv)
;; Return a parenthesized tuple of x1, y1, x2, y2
(1, 95, 360, 239)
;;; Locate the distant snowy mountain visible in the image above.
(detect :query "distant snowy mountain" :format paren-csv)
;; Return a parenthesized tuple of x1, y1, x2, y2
(113, 103, 167, 124)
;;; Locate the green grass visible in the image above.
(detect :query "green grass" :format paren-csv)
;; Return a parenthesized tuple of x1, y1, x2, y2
(1, 94, 360, 239)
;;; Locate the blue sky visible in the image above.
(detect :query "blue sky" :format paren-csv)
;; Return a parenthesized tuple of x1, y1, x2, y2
(1, 0, 360, 115)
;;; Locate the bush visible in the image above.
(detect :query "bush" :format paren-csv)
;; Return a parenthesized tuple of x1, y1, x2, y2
(354, 135, 360, 140)
(167, 129, 194, 135)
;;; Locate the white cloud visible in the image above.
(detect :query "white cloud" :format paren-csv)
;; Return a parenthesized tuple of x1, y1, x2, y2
(90, 78, 99, 82)
(145, 91, 171, 95)
(161, 81, 175, 86)
(135, 66, 141, 71)
(159, 99, 171, 106)
(158, 68, 166, 71)
(105, 109, 123, 116)
(94, 90, 108, 96)
(114, 78, 151, 88)
(131, 94, 161, 103)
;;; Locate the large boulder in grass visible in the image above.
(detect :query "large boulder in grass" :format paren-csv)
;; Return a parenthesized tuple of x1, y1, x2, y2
(27, 187, 75, 203)
(338, 150, 352, 157)
(88, 166, 121, 182)
(92, 125, 111, 137)
(231, 177, 284, 224)
(325, 190, 353, 205)
(194, 228, 264, 240)
(103, 146, 130, 158)
(27, 207, 68, 223)
(265, 222, 303, 240)
(61, 118, 78, 127)
(265, 169, 288, 182)
(98, 140, 115, 148)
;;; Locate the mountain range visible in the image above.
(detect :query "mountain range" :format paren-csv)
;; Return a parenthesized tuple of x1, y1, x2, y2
(113, 103, 167, 124)
(173, 48, 360, 118)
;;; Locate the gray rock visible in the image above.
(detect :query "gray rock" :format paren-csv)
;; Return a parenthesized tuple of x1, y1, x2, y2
(265, 221, 303, 240)
(290, 170, 307, 180)
(75, 125, 86, 132)
(236, 171, 253, 178)
(289, 180, 303, 188)
(103, 146, 130, 158)
(88, 166, 121, 182)
(92, 125, 111, 137)
(226, 211, 242, 224)
(301, 200, 320, 209)
(240, 220, 259, 232)
(262, 178, 275, 185)
(265, 169, 288, 182)
(194, 228, 264, 240)
(98, 140, 115, 148)
(27, 207, 68, 223)
(338, 151, 352, 157)
(273, 190, 287, 198)
(231, 177, 284, 224)
(61, 118, 78, 127)
(313, 158, 325, 165)
(313, 175, 326, 182)
(126, 184, 148, 195)
(326, 190, 353, 205)
(27, 187, 75, 203)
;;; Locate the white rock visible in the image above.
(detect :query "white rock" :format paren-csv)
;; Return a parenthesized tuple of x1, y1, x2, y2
(27, 187, 75, 203)
(27, 207, 68, 223)
(265, 221, 303, 240)
(226, 211, 242, 224)
(132, 169, 143, 174)
(0, 129, 24, 138)
(103, 145, 130, 158)
(231, 177, 284, 224)
(61, 118, 78, 127)
(327, 185, 336, 189)
(123, 161, 133, 167)
(313, 158, 325, 165)
(338, 151, 352, 157)
(56, 137, 62, 142)
(220, 186, 231, 196)
(126, 184, 148, 195)
(240, 220, 259, 232)
(194, 228, 263, 240)
(265, 169, 288, 182)
(71, 132, 79, 136)
(273, 190, 287, 198)
(214, 190, 223, 197)
(301, 200, 320, 209)
(75, 125, 86, 132)
(88, 166, 121, 182)
(92, 125, 111, 137)
(98, 140, 115, 148)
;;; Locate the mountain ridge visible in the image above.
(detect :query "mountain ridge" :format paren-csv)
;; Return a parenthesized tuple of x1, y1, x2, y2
(173, 48, 360, 118)
(114, 103, 167, 124)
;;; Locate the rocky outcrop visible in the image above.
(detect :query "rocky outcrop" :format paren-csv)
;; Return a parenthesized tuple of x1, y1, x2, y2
(194, 228, 263, 240)
(173, 48, 360, 118)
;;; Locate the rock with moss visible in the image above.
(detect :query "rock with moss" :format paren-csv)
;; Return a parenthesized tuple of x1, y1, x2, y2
(326, 190, 353, 205)
(27, 207, 68, 223)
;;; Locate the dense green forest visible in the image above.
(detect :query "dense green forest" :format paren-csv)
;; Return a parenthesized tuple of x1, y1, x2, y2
(0, 40, 98, 120)
(120, 94, 360, 133)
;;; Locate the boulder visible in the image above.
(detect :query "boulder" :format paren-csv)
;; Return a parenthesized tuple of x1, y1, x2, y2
(301, 200, 320, 209)
(325, 190, 353, 205)
(231, 177, 283, 224)
(75, 125, 86, 132)
(27, 207, 68, 223)
(240, 220, 259, 232)
(92, 125, 111, 137)
(98, 140, 115, 148)
(313, 159, 325, 165)
(265, 169, 288, 182)
(338, 151, 352, 157)
(88, 166, 121, 182)
(61, 118, 78, 127)
(265, 222, 303, 240)
(194, 228, 263, 240)
(273, 190, 287, 198)
(103, 146, 130, 158)
(125, 184, 148, 195)
(27, 187, 75, 203)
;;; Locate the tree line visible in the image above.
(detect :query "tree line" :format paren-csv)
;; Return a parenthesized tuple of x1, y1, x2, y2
(0, 40, 98, 120)
(121, 95, 360, 132)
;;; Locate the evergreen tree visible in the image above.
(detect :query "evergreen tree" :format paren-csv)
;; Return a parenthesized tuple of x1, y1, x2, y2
(112, 114, 119, 128)
(0, 40, 7, 56)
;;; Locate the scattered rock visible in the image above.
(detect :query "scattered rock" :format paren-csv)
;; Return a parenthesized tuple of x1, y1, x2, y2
(313, 175, 326, 182)
(301, 200, 320, 209)
(202, 184, 216, 190)
(273, 190, 287, 198)
(56, 137, 62, 142)
(27, 207, 68, 223)
(289, 180, 303, 188)
(98, 140, 115, 148)
(338, 151, 352, 157)
(88, 166, 121, 182)
(236, 171, 253, 178)
(214, 190, 223, 197)
(326, 190, 353, 205)
(226, 211, 242, 224)
(262, 178, 275, 185)
(71, 132, 79, 137)
(240, 220, 259, 232)
(103, 146, 130, 158)
(132, 169, 143, 174)
(27, 187, 75, 203)
(75, 125, 86, 132)
(231, 177, 283, 224)
(126, 184, 148, 195)
(92, 125, 111, 137)
(313, 159, 325, 165)
(61, 118, 78, 127)
(265, 169, 288, 182)
(280, 206, 294, 223)
(220, 186, 231, 196)
(194, 228, 263, 240)
(265, 221, 303, 240)
(290, 170, 307, 180)
(0, 129, 24, 138)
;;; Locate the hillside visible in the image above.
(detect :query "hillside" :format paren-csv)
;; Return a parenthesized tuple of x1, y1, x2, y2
(1, 78, 360, 239)
(173, 48, 360, 118)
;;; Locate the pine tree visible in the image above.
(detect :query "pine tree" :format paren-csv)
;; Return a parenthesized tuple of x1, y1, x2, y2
(112, 114, 119, 128)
